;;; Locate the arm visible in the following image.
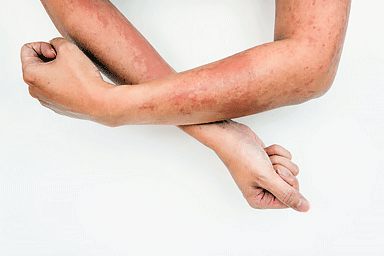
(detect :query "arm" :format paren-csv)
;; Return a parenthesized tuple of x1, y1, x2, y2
(109, 0, 351, 125)
(27, 0, 351, 126)
(22, 0, 311, 211)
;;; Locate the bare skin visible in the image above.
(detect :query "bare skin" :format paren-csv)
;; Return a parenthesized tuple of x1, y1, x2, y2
(19, 0, 352, 212)
(21, 0, 312, 211)
(22, 40, 306, 211)
(22, 0, 350, 126)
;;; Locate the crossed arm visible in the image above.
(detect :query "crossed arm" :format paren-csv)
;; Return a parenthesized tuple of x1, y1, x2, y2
(26, 0, 350, 126)
(21, 0, 350, 211)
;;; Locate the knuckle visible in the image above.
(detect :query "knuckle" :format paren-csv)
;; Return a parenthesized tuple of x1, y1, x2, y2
(23, 70, 37, 86)
(285, 149, 293, 160)
(245, 197, 263, 210)
(292, 175, 299, 185)
(270, 144, 279, 151)
(249, 203, 263, 210)
(281, 189, 296, 206)
(28, 87, 37, 98)
(21, 43, 30, 51)
(292, 163, 300, 176)
(292, 177, 299, 190)
(270, 144, 281, 154)
(273, 164, 282, 174)
(59, 41, 76, 52)
(269, 155, 278, 163)
(253, 172, 270, 187)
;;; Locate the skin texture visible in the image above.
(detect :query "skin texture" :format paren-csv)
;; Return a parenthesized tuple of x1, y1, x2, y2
(23, 0, 351, 126)
(24, 0, 351, 126)
(23, 39, 308, 210)
(19, 0, 350, 211)
(22, 2, 309, 211)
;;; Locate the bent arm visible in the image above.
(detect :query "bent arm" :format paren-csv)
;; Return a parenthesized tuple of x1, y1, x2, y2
(33, 0, 312, 210)
(106, 0, 351, 125)
(40, 0, 350, 126)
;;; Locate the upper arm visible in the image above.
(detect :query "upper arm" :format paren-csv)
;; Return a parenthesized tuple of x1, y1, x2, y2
(274, 0, 351, 92)
(274, 0, 351, 43)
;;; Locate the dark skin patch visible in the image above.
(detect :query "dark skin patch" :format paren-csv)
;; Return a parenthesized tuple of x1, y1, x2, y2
(292, 88, 302, 94)
(139, 104, 155, 111)
(168, 52, 253, 116)
(304, 78, 315, 86)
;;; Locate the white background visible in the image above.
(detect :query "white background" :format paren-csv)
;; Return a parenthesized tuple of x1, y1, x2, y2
(1, 0, 383, 255)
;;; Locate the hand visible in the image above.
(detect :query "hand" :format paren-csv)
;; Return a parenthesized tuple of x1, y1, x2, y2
(211, 120, 310, 212)
(21, 38, 117, 126)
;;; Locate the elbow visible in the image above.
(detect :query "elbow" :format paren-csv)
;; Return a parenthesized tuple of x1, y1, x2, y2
(298, 51, 342, 102)
(309, 68, 337, 100)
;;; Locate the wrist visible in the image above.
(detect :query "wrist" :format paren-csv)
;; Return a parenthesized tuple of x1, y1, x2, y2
(179, 121, 231, 151)
(96, 81, 126, 127)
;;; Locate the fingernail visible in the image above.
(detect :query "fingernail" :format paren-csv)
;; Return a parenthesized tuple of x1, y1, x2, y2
(51, 47, 56, 56)
(297, 199, 311, 212)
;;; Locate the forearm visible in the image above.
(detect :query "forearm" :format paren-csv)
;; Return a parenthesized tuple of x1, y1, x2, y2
(112, 39, 334, 125)
(110, 0, 350, 125)
(105, 0, 350, 125)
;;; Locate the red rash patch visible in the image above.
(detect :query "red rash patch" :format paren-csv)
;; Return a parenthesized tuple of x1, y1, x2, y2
(139, 104, 155, 111)
(292, 88, 302, 93)
(68, 0, 97, 11)
(97, 12, 109, 28)
(305, 79, 315, 86)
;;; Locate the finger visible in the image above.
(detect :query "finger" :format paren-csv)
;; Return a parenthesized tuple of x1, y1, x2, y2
(265, 144, 292, 160)
(269, 155, 299, 176)
(21, 42, 56, 84)
(263, 172, 310, 212)
(40, 42, 57, 60)
(49, 37, 74, 55)
(21, 43, 41, 68)
(21, 42, 56, 63)
(275, 166, 299, 191)
(274, 163, 297, 179)
(245, 188, 288, 210)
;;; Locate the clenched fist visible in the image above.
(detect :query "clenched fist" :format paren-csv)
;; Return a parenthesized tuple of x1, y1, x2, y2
(21, 38, 119, 126)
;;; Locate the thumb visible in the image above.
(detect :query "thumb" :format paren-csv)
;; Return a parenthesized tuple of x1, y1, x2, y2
(40, 42, 56, 59)
(49, 37, 74, 54)
(265, 173, 311, 212)
(21, 42, 56, 67)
